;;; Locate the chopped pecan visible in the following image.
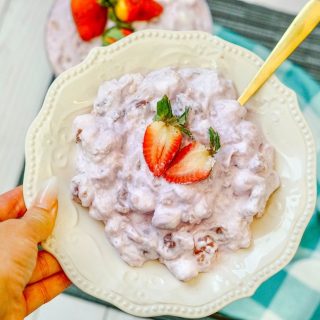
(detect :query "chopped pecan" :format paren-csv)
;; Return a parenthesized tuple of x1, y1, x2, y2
(194, 235, 215, 255)
(136, 100, 148, 108)
(164, 233, 176, 248)
(215, 227, 224, 234)
(76, 129, 83, 143)
(71, 185, 81, 204)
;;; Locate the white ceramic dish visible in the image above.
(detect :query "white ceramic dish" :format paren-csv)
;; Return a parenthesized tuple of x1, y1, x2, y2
(24, 30, 316, 318)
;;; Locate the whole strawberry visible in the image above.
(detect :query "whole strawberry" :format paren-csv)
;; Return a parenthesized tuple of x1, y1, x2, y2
(115, 0, 163, 23)
(71, 0, 108, 41)
(143, 96, 192, 177)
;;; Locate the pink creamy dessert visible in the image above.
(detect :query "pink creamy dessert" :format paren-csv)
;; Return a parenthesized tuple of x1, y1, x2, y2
(71, 67, 280, 281)
(46, 0, 213, 75)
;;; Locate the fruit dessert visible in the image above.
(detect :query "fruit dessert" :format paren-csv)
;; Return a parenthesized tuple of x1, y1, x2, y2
(46, 0, 213, 74)
(71, 67, 280, 281)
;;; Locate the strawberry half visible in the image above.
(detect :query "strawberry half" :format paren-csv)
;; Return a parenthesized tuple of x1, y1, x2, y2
(143, 121, 182, 177)
(143, 96, 192, 177)
(115, 0, 163, 23)
(71, 0, 108, 41)
(164, 128, 221, 184)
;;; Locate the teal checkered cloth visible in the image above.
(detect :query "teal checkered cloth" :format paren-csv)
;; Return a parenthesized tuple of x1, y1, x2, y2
(214, 26, 320, 320)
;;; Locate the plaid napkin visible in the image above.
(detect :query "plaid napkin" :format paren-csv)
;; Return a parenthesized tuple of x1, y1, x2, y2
(214, 25, 320, 320)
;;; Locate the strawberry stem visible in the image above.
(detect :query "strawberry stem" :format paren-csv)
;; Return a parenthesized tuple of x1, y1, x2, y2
(99, 0, 134, 46)
(98, 0, 117, 7)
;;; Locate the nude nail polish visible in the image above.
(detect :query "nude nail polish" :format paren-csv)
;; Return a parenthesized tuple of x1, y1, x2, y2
(34, 177, 58, 211)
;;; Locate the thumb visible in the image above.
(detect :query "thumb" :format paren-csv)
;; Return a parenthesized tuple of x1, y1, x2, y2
(22, 177, 58, 243)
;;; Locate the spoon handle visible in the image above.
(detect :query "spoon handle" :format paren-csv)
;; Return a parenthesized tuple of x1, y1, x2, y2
(238, 0, 320, 106)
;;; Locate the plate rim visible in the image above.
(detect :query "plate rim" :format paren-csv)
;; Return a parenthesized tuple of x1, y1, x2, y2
(24, 30, 317, 318)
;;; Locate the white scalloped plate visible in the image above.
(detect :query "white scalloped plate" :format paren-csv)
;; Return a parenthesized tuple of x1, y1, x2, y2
(24, 30, 316, 318)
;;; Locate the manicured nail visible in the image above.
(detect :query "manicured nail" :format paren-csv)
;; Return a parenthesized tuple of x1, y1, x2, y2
(34, 177, 58, 211)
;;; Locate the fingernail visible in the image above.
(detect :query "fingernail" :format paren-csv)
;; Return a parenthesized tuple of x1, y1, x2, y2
(34, 177, 58, 211)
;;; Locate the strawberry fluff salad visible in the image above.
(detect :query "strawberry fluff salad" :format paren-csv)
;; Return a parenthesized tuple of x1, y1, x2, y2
(71, 67, 280, 281)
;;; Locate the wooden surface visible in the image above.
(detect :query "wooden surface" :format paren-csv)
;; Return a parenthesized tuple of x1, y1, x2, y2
(0, 0, 54, 194)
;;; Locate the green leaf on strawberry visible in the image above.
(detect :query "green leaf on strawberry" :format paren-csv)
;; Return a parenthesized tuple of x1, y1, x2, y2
(98, 0, 117, 7)
(154, 95, 173, 121)
(208, 127, 221, 155)
(178, 107, 190, 126)
(153, 95, 193, 138)
(102, 26, 133, 46)
(179, 126, 193, 138)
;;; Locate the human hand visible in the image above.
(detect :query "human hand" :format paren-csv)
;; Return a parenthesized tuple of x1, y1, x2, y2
(0, 178, 71, 320)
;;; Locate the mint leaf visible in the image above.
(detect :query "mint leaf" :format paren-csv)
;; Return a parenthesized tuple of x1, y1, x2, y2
(208, 127, 221, 153)
(156, 95, 173, 121)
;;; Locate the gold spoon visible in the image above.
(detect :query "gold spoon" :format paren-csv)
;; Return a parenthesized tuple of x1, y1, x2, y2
(238, 0, 320, 106)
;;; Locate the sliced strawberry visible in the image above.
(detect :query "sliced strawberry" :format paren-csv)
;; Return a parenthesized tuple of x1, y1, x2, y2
(164, 142, 213, 184)
(142, 95, 192, 177)
(71, 0, 108, 41)
(164, 128, 221, 184)
(143, 121, 182, 177)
